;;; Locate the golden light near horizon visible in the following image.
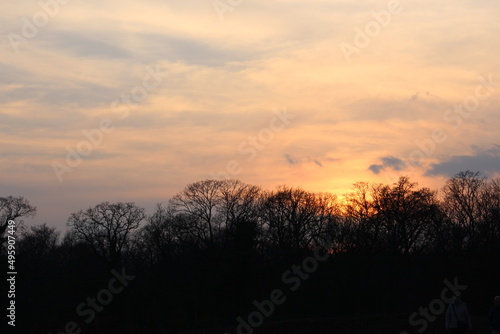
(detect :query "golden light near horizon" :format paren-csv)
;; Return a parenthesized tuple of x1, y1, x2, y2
(1, 0, 499, 229)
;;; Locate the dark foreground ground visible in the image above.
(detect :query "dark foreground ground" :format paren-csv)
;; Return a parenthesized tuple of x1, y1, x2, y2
(178, 314, 491, 334)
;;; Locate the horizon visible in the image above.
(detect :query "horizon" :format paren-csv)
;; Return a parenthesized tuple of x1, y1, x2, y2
(9, 170, 497, 235)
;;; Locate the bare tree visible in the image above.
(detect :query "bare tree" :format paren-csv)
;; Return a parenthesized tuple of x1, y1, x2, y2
(341, 182, 380, 253)
(169, 180, 222, 247)
(259, 186, 338, 251)
(444, 172, 500, 251)
(0, 196, 37, 243)
(477, 177, 500, 248)
(133, 204, 178, 265)
(67, 202, 145, 266)
(342, 178, 440, 256)
(442, 171, 486, 250)
(218, 179, 261, 241)
(371, 176, 440, 256)
(169, 179, 261, 248)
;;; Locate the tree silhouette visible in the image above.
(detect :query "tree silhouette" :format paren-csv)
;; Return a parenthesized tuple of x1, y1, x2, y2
(371, 176, 440, 256)
(259, 186, 338, 253)
(0, 196, 37, 244)
(169, 179, 261, 249)
(133, 203, 178, 266)
(341, 181, 380, 254)
(443, 170, 486, 252)
(67, 201, 145, 266)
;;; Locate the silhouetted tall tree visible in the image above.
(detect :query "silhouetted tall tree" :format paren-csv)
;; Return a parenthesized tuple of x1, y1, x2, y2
(371, 176, 440, 256)
(169, 179, 261, 249)
(476, 177, 500, 251)
(218, 179, 261, 244)
(133, 203, 178, 266)
(259, 186, 338, 253)
(67, 201, 145, 266)
(169, 179, 225, 248)
(341, 177, 442, 256)
(442, 171, 486, 252)
(0, 195, 37, 244)
(341, 182, 380, 254)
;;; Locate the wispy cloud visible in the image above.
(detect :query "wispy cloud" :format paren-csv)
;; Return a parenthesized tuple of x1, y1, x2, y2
(284, 154, 299, 165)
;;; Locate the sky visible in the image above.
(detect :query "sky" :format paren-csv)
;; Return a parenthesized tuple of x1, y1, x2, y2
(1, 0, 499, 231)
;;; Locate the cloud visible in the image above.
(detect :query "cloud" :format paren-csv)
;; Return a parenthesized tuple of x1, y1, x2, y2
(425, 145, 500, 177)
(368, 156, 406, 174)
(283, 153, 326, 168)
(284, 154, 298, 165)
(369, 164, 384, 174)
(381, 156, 405, 171)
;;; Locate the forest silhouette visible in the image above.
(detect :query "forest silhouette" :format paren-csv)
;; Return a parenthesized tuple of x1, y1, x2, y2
(1, 170, 499, 333)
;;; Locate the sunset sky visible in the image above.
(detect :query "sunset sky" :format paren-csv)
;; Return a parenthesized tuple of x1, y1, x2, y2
(1, 0, 499, 231)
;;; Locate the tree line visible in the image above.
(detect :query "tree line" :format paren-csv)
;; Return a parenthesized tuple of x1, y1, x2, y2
(1, 170, 499, 333)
